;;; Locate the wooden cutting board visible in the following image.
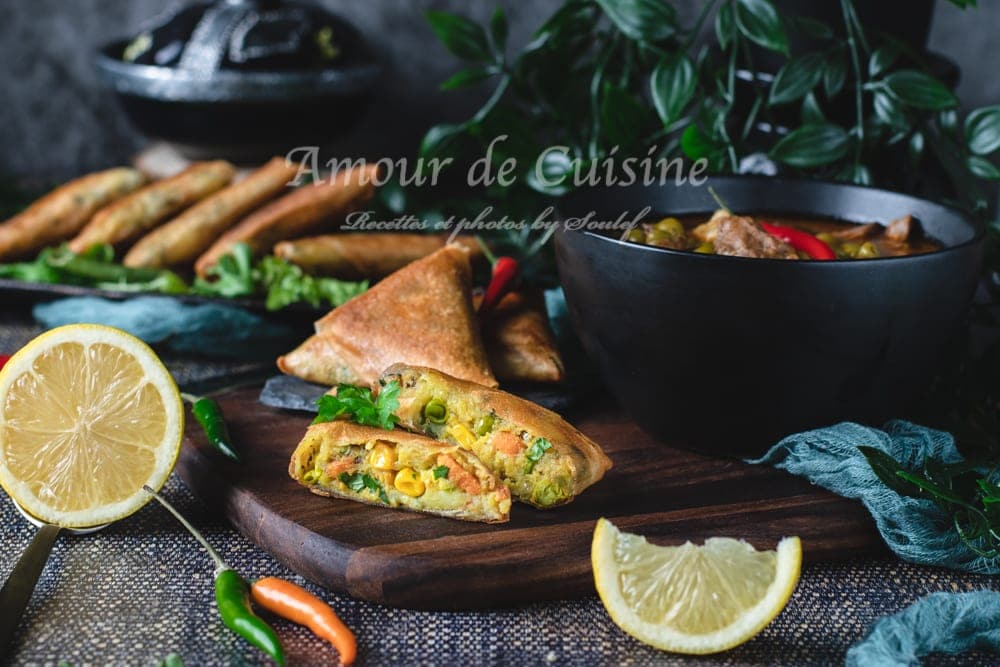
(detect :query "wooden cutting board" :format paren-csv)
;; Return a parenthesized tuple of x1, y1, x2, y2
(176, 386, 884, 611)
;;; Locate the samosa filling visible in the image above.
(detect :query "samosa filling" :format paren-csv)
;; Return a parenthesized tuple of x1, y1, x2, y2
(397, 382, 575, 507)
(299, 436, 510, 514)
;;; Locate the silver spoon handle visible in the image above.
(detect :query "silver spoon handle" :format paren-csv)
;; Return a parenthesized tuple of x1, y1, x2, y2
(0, 523, 61, 662)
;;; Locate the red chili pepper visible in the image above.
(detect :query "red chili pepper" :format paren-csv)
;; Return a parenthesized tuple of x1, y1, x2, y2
(760, 222, 836, 260)
(479, 256, 519, 313)
(0, 354, 10, 370)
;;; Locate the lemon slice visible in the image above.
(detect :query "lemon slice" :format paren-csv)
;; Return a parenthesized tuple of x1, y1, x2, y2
(0, 324, 183, 527)
(592, 518, 801, 654)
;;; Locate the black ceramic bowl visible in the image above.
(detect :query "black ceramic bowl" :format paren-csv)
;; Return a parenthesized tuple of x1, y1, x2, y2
(555, 176, 983, 456)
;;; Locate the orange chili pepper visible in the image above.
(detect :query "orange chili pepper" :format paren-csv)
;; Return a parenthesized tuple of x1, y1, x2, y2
(250, 577, 357, 666)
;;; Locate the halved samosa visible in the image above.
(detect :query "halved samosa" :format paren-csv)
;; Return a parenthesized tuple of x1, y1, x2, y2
(277, 244, 497, 388)
(478, 291, 565, 383)
(289, 421, 511, 523)
(380, 364, 612, 508)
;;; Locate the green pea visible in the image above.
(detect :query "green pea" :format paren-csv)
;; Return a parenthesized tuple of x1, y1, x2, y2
(302, 469, 320, 484)
(423, 399, 448, 424)
(474, 413, 495, 436)
(857, 241, 879, 258)
(694, 242, 714, 254)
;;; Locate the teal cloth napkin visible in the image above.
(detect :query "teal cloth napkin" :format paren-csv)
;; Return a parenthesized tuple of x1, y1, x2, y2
(748, 420, 1000, 575)
(33, 296, 302, 361)
(846, 591, 1000, 666)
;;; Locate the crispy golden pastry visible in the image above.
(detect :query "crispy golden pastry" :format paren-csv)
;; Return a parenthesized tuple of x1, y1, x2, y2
(477, 291, 565, 383)
(195, 164, 379, 277)
(289, 421, 511, 523)
(67, 161, 235, 254)
(278, 244, 497, 388)
(273, 233, 483, 280)
(0, 167, 146, 261)
(381, 364, 611, 508)
(123, 157, 299, 268)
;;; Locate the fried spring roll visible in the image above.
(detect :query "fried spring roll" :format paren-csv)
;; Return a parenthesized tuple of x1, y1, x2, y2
(0, 168, 146, 261)
(273, 233, 483, 279)
(123, 157, 299, 269)
(478, 291, 566, 383)
(67, 160, 235, 254)
(195, 164, 379, 277)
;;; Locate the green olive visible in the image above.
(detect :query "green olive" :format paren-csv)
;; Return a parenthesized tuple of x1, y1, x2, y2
(423, 399, 448, 424)
(653, 217, 685, 238)
(474, 413, 495, 436)
(857, 241, 879, 258)
(694, 242, 714, 254)
(815, 232, 836, 244)
(625, 228, 646, 243)
(841, 242, 861, 258)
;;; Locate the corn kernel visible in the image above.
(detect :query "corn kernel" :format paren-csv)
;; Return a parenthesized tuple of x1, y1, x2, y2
(368, 441, 396, 470)
(394, 468, 426, 497)
(446, 423, 477, 449)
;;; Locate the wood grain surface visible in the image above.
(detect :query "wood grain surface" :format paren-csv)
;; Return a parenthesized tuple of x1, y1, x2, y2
(176, 386, 885, 610)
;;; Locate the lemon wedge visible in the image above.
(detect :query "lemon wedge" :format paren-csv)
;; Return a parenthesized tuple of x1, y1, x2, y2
(592, 518, 801, 654)
(0, 324, 183, 527)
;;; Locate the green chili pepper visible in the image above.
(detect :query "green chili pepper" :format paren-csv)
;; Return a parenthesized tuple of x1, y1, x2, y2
(143, 487, 285, 666)
(423, 399, 448, 424)
(215, 568, 285, 666)
(184, 394, 240, 463)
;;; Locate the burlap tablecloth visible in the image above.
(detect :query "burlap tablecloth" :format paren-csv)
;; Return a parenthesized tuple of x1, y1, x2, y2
(1, 309, 996, 666)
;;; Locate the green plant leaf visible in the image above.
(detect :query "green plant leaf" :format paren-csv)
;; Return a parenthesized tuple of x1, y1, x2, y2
(768, 52, 824, 106)
(426, 10, 492, 62)
(490, 7, 509, 50)
(872, 91, 909, 131)
(680, 124, 720, 161)
(882, 70, 958, 110)
(868, 44, 900, 78)
(440, 66, 495, 91)
(734, 0, 788, 54)
(715, 1, 735, 50)
(801, 92, 825, 125)
(968, 155, 1000, 180)
(419, 122, 467, 160)
(965, 106, 1000, 155)
(791, 16, 833, 40)
(526, 148, 575, 196)
(823, 48, 847, 98)
(769, 123, 850, 168)
(858, 446, 922, 497)
(650, 55, 696, 127)
(600, 83, 646, 147)
(595, 0, 677, 42)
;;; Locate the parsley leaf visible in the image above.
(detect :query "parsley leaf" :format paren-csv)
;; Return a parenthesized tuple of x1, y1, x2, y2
(194, 242, 368, 310)
(524, 437, 552, 473)
(338, 471, 389, 503)
(313, 381, 401, 430)
(433, 465, 450, 479)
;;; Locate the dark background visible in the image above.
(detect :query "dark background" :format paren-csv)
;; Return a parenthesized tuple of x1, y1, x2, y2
(2, 0, 998, 179)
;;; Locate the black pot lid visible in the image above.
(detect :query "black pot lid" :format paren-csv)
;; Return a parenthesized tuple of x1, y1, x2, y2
(96, 0, 381, 103)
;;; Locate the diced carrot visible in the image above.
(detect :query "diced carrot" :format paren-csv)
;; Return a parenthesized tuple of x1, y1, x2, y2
(436, 454, 481, 495)
(325, 459, 355, 478)
(493, 431, 525, 456)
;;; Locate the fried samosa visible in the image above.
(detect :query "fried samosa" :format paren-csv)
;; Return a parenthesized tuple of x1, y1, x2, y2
(478, 291, 565, 383)
(278, 244, 497, 388)
(273, 233, 483, 280)
(289, 421, 511, 523)
(381, 364, 611, 508)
